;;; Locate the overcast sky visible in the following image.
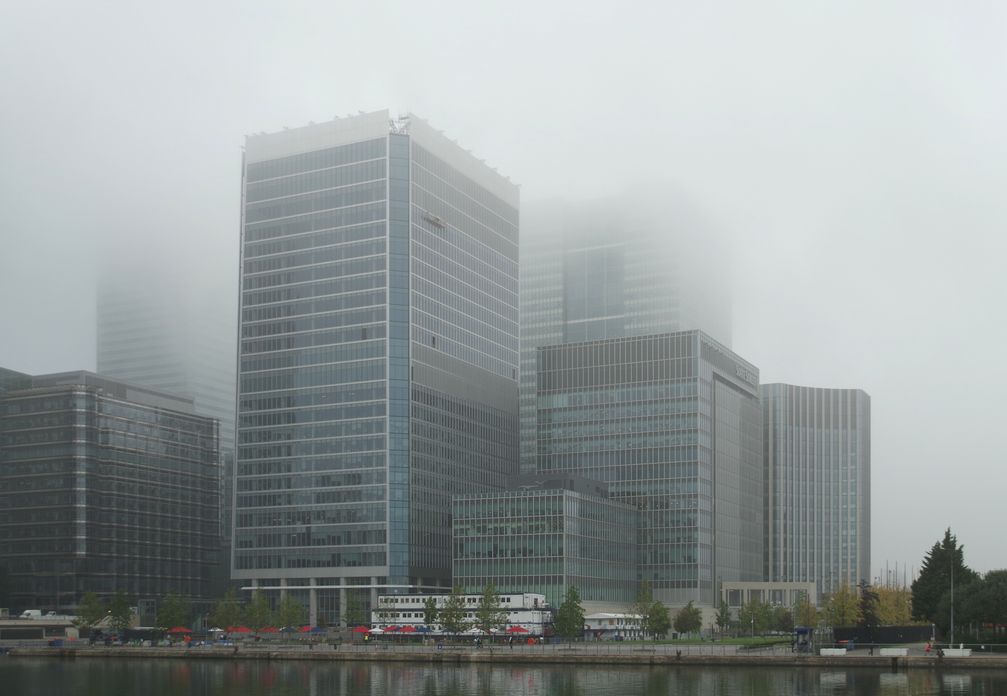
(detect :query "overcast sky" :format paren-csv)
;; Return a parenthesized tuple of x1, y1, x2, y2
(1, 1, 1004, 577)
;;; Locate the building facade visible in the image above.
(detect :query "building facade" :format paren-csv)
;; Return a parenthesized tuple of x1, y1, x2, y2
(97, 271, 237, 585)
(235, 111, 519, 624)
(0, 369, 220, 609)
(372, 592, 551, 635)
(761, 384, 871, 600)
(452, 476, 639, 607)
(536, 331, 762, 608)
(519, 197, 732, 473)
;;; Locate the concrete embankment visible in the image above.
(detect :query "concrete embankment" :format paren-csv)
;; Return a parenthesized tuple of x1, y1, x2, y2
(8, 646, 1007, 671)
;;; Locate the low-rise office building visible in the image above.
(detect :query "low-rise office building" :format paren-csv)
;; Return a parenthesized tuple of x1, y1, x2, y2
(452, 476, 639, 608)
(0, 369, 220, 609)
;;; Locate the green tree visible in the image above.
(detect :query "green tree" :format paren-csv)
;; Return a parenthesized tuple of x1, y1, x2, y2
(715, 602, 733, 634)
(343, 590, 368, 627)
(673, 601, 703, 635)
(243, 590, 275, 629)
(823, 585, 862, 627)
(645, 601, 671, 639)
(439, 586, 469, 635)
(858, 583, 880, 628)
(771, 605, 794, 633)
(959, 570, 1007, 636)
(555, 585, 585, 640)
(156, 593, 191, 629)
(208, 588, 243, 629)
(794, 595, 819, 627)
(738, 598, 772, 635)
(422, 596, 439, 629)
(108, 590, 133, 633)
(911, 528, 979, 623)
(74, 591, 107, 631)
(276, 594, 307, 628)
(474, 583, 508, 634)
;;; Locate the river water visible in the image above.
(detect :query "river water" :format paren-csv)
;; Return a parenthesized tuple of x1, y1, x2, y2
(3, 657, 1006, 695)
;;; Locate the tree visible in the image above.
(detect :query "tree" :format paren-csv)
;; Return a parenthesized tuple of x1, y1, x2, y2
(75, 591, 107, 631)
(343, 590, 368, 628)
(715, 602, 733, 634)
(422, 596, 439, 629)
(243, 590, 275, 629)
(793, 595, 819, 628)
(208, 588, 243, 629)
(108, 590, 133, 633)
(911, 528, 979, 623)
(474, 583, 508, 635)
(156, 593, 191, 629)
(555, 585, 585, 640)
(439, 586, 469, 635)
(673, 601, 703, 636)
(858, 583, 880, 628)
(738, 598, 772, 635)
(374, 596, 396, 626)
(771, 605, 794, 633)
(276, 594, 307, 628)
(645, 601, 671, 639)
(875, 586, 912, 625)
(823, 585, 862, 627)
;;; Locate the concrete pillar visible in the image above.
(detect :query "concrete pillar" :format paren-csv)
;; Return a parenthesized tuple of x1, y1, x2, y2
(370, 576, 379, 611)
(338, 578, 347, 628)
(309, 578, 318, 627)
(280, 577, 287, 602)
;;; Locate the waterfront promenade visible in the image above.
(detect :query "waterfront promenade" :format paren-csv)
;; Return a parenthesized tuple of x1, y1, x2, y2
(7, 642, 1007, 671)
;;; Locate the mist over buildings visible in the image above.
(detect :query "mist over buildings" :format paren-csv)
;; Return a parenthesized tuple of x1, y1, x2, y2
(1, 0, 1005, 576)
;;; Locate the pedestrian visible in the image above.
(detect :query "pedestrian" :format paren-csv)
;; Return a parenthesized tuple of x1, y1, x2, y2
(508, 636, 514, 649)
(925, 641, 931, 655)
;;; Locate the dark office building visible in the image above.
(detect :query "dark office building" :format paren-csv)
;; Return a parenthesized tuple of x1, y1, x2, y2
(0, 369, 220, 610)
(536, 331, 763, 608)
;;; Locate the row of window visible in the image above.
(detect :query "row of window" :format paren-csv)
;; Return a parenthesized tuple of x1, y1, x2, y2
(246, 138, 386, 183)
(246, 158, 386, 203)
(244, 201, 385, 243)
(238, 434, 385, 461)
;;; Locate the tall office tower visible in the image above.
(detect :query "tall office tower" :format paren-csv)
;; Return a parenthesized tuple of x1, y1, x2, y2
(236, 111, 519, 623)
(536, 331, 762, 608)
(761, 384, 871, 600)
(0, 369, 219, 608)
(97, 270, 237, 571)
(519, 197, 732, 473)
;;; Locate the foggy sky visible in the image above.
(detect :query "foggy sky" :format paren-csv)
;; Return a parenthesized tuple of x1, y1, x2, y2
(1, 1, 1004, 577)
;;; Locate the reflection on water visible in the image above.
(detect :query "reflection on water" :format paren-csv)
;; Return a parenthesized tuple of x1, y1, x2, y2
(1, 658, 1007, 695)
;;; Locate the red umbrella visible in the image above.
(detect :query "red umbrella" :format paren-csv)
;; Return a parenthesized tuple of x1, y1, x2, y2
(227, 626, 252, 633)
(259, 626, 279, 633)
(384, 625, 400, 632)
(398, 625, 417, 633)
(351, 625, 371, 634)
(506, 626, 529, 634)
(167, 626, 192, 634)
(299, 626, 315, 633)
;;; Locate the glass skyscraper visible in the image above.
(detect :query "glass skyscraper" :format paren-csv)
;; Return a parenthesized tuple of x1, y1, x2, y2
(0, 369, 220, 608)
(536, 331, 762, 607)
(235, 111, 519, 624)
(761, 383, 871, 599)
(519, 198, 732, 473)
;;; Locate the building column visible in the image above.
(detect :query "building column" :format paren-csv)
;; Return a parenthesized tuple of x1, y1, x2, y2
(308, 578, 318, 627)
(370, 576, 379, 611)
(338, 578, 347, 628)
(280, 577, 287, 602)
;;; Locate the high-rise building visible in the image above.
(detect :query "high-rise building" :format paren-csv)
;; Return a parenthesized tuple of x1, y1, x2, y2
(761, 383, 871, 599)
(519, 198, 731, 472)
(235, 111, 519, 624)
(97, 270, 237, 585)
(0, 369, 220, 609)
(536, 331, 762, 608)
